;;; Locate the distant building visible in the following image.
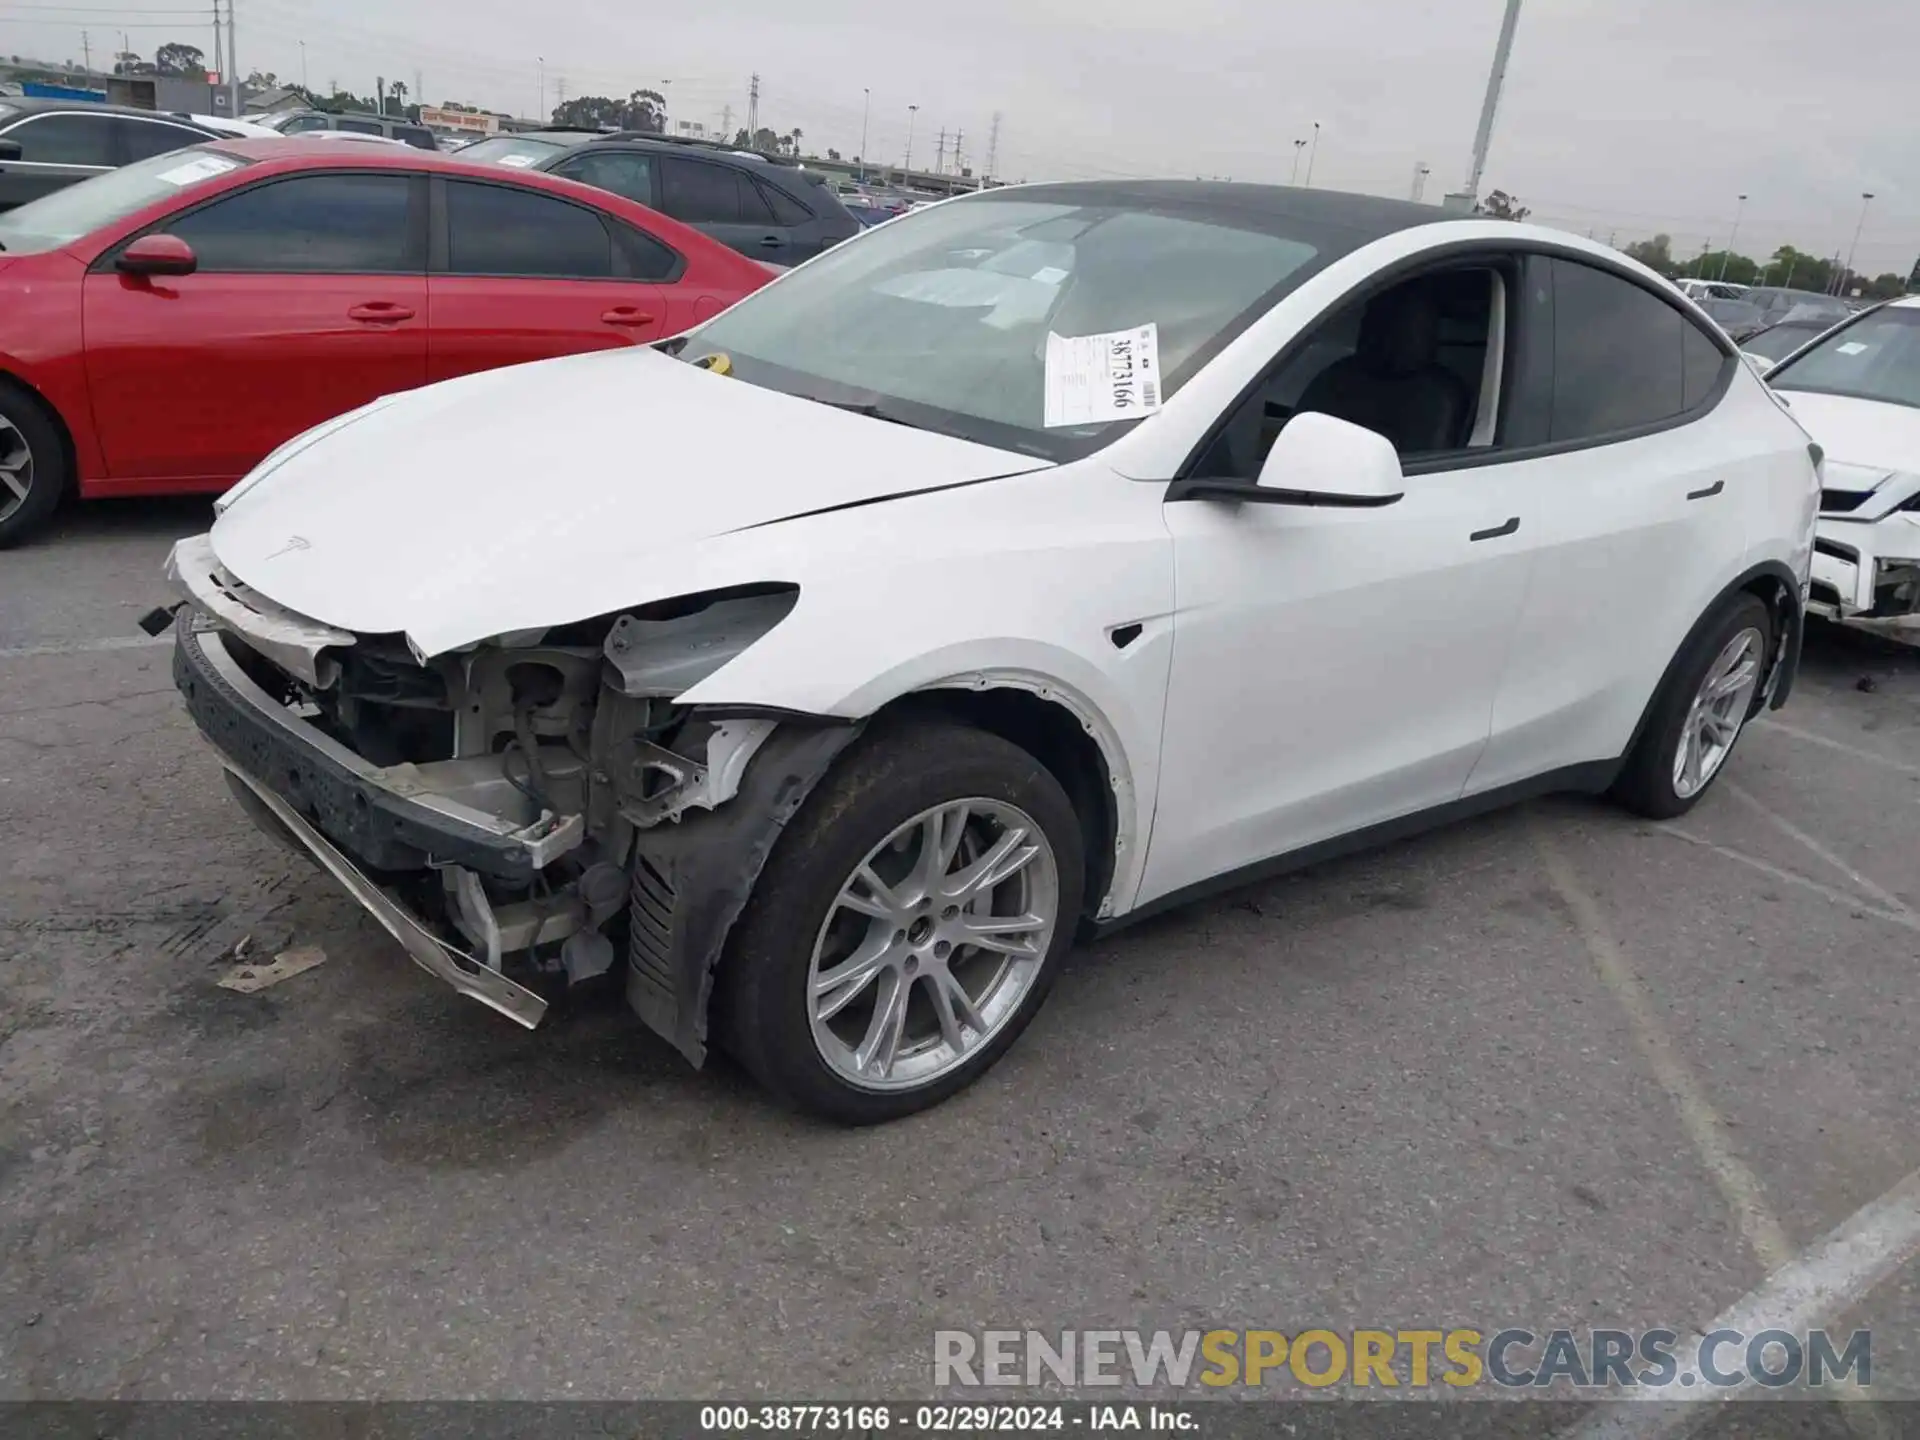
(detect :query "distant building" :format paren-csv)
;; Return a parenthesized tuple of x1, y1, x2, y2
(417, 104, 499, 138)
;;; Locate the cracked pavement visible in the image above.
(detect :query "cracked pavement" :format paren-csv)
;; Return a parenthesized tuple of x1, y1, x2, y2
(2, 498, 1917, 1415)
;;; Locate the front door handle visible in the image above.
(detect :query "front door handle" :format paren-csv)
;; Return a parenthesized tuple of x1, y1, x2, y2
(1687, 480, 1725, 501)
(759, 235, 783, 248)
(347, 301, 415, 323)
(1470, 516, 1520, 542)
(600, 306, 657, 328)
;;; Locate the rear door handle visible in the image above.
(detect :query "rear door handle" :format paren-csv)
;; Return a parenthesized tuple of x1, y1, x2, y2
(600, 306, 656, 327)
(347, 301, 415, 323)
(758, 235, 783, 248)
(1687, 480, 1725, 500)
(1470, 516, 1520, 542)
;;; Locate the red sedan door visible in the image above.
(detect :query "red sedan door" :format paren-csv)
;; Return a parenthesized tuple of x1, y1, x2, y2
(82, 170, 428, 487)
(425, 176, 673, 382)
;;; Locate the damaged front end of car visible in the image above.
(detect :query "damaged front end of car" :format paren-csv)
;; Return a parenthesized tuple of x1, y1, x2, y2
(165, 533, 858, 1062)
(1808, 463, 1920, 641)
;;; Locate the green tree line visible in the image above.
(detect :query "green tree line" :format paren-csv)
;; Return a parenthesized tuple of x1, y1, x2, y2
(1621, 234, 1912, 300)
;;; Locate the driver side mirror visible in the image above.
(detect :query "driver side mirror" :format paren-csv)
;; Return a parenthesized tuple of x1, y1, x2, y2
(115, 234, 198, 278)
(1174, 411, 1405, 508)
(0, 139, 20, 163)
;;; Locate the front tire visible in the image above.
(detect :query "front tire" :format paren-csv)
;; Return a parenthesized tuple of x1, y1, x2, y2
(1610, 593, 1772, 819)
(719, 720, 1085, 1124)
(0, 379, 70, 549)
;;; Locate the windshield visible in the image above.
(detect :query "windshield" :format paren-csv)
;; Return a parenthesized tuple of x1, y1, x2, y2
(1769, 306, 1920, 409)
(679, 195, 1323, 460)
(0, 146, 249, 254)
(457, 134, 577, 168)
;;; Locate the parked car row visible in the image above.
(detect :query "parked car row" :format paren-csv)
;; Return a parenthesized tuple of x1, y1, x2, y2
(148, 183, 1829, 1121)
(0, 138, 774, 543)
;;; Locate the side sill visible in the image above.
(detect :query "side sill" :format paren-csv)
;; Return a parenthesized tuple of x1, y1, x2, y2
(1092, 758, 1622, 938)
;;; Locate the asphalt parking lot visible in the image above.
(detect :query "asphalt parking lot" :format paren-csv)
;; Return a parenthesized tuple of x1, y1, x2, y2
(2, 499, 1917, 1431)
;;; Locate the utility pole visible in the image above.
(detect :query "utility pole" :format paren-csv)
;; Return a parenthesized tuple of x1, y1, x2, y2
(719, 103, 733, 143)
(535, 57, 543, 122)
(984, 111, 1001, 186)
(414, 68, 423, 111)
(376, 76, 384, 118)
(298, 39, 307, 91)
(860, 87, 870, 179)
(953, 128, 963, 176)
(1719, 194, 1747, 281)
(934, 128, 946, 174)
(82, 30, 92, 76)
(1461, 0, 1524, 205)
(1839, 192, 1874, 296)
(746, 73, 760, 141)
(226, 0, 237, 116)
(209, 0, 221, 87)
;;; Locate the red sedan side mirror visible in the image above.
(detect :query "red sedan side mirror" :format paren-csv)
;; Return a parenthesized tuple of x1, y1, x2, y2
(116, 234, 198, 278)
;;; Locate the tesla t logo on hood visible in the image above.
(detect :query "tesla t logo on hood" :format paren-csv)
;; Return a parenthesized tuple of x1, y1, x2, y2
(261, 535, 311, 561)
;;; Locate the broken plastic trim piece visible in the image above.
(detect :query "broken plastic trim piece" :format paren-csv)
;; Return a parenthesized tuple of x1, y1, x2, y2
(220, 762, 548, 1028)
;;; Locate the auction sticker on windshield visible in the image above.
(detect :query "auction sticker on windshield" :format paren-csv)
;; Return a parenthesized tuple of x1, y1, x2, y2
(156, 154, 241, 187)
(1044, 323, 1163, 428)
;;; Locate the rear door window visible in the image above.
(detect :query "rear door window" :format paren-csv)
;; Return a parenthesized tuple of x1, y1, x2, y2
(757, 180, 813, 226)
(658, 157, 741, 223)
(1547, 259, 1686, 442)
(444, 179, 616, 278)
(335, 117, 385, 135)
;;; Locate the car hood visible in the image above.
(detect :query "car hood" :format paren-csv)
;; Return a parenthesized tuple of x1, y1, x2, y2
(1775, 389, 1920, 482)
(210, 346, 1051, 655)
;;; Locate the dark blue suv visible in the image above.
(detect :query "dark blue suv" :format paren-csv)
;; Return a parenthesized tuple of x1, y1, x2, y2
(457, 131, 861, 267)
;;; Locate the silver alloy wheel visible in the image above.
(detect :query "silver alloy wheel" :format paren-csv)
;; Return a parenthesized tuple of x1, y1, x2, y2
(1672, 626, 1764, 799)
(807, 797, 1060, 1092)
(0, 415, 32, 526)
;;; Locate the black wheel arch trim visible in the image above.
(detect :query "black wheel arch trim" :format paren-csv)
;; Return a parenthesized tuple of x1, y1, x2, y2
(624, 720, 866, 1067)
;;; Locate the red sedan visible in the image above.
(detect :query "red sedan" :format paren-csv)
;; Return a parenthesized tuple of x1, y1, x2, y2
(0, 138, 774, 544)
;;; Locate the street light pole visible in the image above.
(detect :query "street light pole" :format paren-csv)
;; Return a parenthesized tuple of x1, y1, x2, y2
(298, 38, 307, 91)
(904, 104, 918, 176)
(535, 57, 544, 123)
(1719, 193, 1746, 281)
(860, 88, 870, 181)
(1304, 121, 1320, 187)
(1289, 138, 1306, 185)
(1839, 191, 1875, 296)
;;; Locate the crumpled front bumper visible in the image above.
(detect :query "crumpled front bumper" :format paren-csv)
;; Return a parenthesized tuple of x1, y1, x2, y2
(1809, 511, 1920, 634)
(171, 617, 561, 1028)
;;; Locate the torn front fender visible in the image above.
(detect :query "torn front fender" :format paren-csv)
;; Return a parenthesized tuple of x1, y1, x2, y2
(624, 720, 864, 1067)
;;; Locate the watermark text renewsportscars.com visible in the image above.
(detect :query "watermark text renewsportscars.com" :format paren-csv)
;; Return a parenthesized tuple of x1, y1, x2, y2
(933, 1327, 1871, 1392)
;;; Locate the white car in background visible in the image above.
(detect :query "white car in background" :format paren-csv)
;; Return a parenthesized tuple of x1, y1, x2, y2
(164, 182, 1818, 1122)
(1765, 297, 1920, 637)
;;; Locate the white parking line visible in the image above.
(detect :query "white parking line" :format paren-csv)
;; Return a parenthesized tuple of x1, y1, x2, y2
(1534, 826, 1792, 1270)
(1750, 718, 1920, 779)
(1660, 827, 1920, 937)
(0, 634, 170, 661)
(1721, 780, 1914, 918)
(1562, 1166, 1920, 1439)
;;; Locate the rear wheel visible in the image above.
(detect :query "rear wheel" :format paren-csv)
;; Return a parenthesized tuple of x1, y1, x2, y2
(718, 720, 1084, 1124)
(1610, 593, 1772, 819)
(0, 379, 69, 549)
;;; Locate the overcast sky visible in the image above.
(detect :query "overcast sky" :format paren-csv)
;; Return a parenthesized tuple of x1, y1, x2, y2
(8, 0, 1915, 278)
